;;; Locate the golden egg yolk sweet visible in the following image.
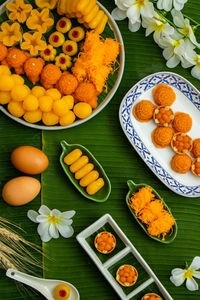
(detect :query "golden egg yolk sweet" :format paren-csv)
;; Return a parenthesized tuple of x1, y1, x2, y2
(53, 284, 70, 300)
(171, 154, 192, 174)
(141, 293, 162, 300)
(116, 265, 138, 287)
(94, 231, 116, 254)
(171, 133, 192, 154)
(133, 100, 156, 122)
(153, 84, 176, 106)
(172, 112, 192, 133)
(191, 158, 200, 177)
(68, 26, 85, 42)
(153, 106, 174, 127)
(152, 127, 174, 148)
(191, 138, 200, 158)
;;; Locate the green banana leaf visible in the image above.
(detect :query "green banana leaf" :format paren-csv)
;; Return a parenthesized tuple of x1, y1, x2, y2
(1, 0, 200, 300)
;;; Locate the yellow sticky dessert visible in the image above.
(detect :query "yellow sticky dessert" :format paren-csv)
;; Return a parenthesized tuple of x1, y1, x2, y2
(153, 106, 174, 127)
(94, 231, 116, 254)
(53, 284, 70, 300)
(116, 265, 138, 287)
(171, 132, 192, 154)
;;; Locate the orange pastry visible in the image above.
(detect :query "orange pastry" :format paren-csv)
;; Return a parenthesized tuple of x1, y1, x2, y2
(141, 293, 162, 300)
(24, 57, 45, 85)
(133, 100, 156, 122)
(172, 112, 192, 133)
(191, 138, 200, 158)
(94, 231, 116, 254)
(116, 265, 138, 287)
(171, 154, 192, 174)
(57, 72, 78, 95)
(191, 158, 200, 177)
(0, 42, 8, 62)
(6, 47, 28, 74)
(153, 84, 176, 106)
(74, 82, 98, 109)
(153, 106, 174, 127)
(40, 64, 62, 89)
(171, 132, 192, 154)
(152, 127, 174, 148)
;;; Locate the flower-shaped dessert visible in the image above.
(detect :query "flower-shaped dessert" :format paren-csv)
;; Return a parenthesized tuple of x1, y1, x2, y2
(191, 158, 200, 177)
(40, 44, 56, 61)
(41, 64, 62, 89)
(68, 27, 85, 42)
(172, 112, 192, 133)
(0, 22, 22, 47)
(94, 231, 116, 254)
(6, 0, 32, 23)
(24, 57, 45, 84)
(35, 0, 58, 9)
(26, 8, 54, 34)
(21, 31, 47, 56)
(49, 31, 65, 47)
(116, 265, 138, 287)
(171, 154, 192, 174)
(0, 42, 8, 62)
(191, 138, 200, 158)
(171, 132, 192, 154)
(133, 100, 156, 122)
(55, 53, 72, 71)
(6, 47, 28, 74)
(152, 127, 174, 148)
(153, 106, 174, 127)
(153, 84, 176, 106)
(62, 40, 78, 56)
(56, 17, 72, 33)
(141, 293, 162, 300)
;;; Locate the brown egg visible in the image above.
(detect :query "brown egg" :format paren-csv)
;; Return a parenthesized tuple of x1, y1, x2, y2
(2, 176, 41, 206)
(11, 146, 49, 175)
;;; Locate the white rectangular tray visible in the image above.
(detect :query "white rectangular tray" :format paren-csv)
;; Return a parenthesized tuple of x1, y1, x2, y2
(76, 214, 173, 300)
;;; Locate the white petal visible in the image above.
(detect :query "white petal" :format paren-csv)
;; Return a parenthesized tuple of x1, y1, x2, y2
(62, 210, 76, 219)
(49, 224, 59, 239)
(161, 0, 172, 11)
(61, 219, 73, 226)
(140, 2, 154, 18)
(128, 19, 141, 32)
(171, 268, 185, 276)
(57, 224, 74, 238)
(186, 277, 199, 291)
(27, 210, 39, 223)
(51, 209, 61, 218)
(191, 66, 200, 80)
(167, 55, 180, 68)
(170, 269, 185, 287)
(189, 257, 200, 270)
(127, 5, 140, 24)
(193, 271, 200, 279)
(174, 1, 185, 11)
(36, 215, 48, 223)
(39, 205, 50, 215)
(171, 9, 185, 27)
(40, 231, 52, 242)
(163, 47, 174, 60)
(111, 8, 127, 20)
(37, 222, 49, 236)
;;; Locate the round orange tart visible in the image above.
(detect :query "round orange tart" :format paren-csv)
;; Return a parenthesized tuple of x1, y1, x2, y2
(116, 265, 138, 287)
(153, 106, 174, 127)
(171, 154, 192, 174)
(153, 84, 176, 106)
(171, 132, 192, 154)
(94, 231, 116, 254)
(152, 127, 174, 148)
(191, 138, 200, 158)
(141, 293, 162, 300)
(191, 158, 200, 177)
(133, 100, 156, 122)
(172, 112, 192, 133)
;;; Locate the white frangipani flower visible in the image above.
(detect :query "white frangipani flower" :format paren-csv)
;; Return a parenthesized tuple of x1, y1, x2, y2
(170, 256, 200, 291)
(181, 45, 200, 79)
(157, 0, 188, 12)
(27, 205, 76, 242)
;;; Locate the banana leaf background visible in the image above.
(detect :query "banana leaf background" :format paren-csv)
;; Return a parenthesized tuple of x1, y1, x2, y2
(0, 0, 200, 299)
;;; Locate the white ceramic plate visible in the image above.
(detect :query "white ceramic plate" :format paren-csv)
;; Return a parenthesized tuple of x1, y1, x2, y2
(0, 1, 125, 130)
(119, 72, 200, 198)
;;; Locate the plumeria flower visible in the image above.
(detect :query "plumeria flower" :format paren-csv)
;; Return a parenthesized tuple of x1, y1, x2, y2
(27, 205, 76, 242)
(170, 256, 200, 291)
(112, 0, 155, 32)
(181, 44, 200, 79)
(171, 9, 200, 47)
(157, 0, 188, 12)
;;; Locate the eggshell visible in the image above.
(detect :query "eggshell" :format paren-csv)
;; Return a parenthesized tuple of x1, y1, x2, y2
(2, 176, 41, 206)
(11, 146, 49, 175)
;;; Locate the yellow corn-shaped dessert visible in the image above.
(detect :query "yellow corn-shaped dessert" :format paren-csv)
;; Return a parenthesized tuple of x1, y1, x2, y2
(86, 178, 105, 195)
(75, 163, 94, 180)
(82, 0, 96, 15)
(95, 14, 108, 33)
(64, 149, 82, 165)
(76, 0, 90, 13)
(83, 5, 99, 23)
(88, 10, 104, 29)
(80, 170, 99, 187)
(70, 155, 89, 173)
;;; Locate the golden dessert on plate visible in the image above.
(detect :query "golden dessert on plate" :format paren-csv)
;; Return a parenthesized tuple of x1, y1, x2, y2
(191, 138, 200, 158)
(171, 132, 192, 154)
(141, 293, 162, 300)
(153, 84, 176, 106)
(152, 127, 174, 148)
(94, 231, 116, 254)
(191, 158, 200, 177)
(171, 153, 192, 174)
(153, 105, 174, 127)
(133, 100, 156, 122)
(172, 112, 192, 133)
(116, 264, 138, 287)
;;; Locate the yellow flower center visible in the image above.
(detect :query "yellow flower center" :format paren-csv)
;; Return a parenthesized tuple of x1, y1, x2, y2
(184, 269, 194, 278)
(183, 26, 190, 36)
(136, 0, 145, 7)
(49, 214, 57, 224)
(153, 22, 165, 33)
(173, 40, 181, 48)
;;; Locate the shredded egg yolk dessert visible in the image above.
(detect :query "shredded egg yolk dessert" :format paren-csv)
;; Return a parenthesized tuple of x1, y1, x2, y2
(94, 231, 116, 254)
(141, 293, 162, 300)
(191, 158, 200, 177)
(133, 100, 156, 122)
(171, 153, 192, 174)
(171, 132, 192, 154)
(191, 138, 200, 158)
(116, 265, 138, 287)
(153, 84, 176, 106)
(172, 112, 192, 133)
(152, 127, 174, 148)
(153, 106, 174, 127)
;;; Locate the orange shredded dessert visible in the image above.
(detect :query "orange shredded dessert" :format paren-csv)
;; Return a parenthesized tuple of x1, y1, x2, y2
(171, 154, 192, 174)
(153, 84, 176, 106)
(129, 186, 155, 216)
(138, 200, 164, 224)
(191, 138, 200, 158)
(141, 293, 162, 300)
(94, 231, 116, 254)
(191, 158, 200, 177)
(116, 265, 138, 287)
(133, 100, 156, 122)
(152, 127, 174, 148)
(172, 112, 192, 133)
(171, 132, 192, 154)
(148, 212, 175, 238)
(153, 106, 174, 127)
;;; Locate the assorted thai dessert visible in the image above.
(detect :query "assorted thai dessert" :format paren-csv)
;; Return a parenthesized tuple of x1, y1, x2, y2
(94, 231, 116, 254)
(171, 154, 192, 174)
(141, 293, 162, 300)
(133, 100, 156, 122)
(171, 133, 192, 154)
(172, 112, 192, 133)
(191, 138, 200, 158)
(152, 127, 174, 148)
(191, 158, 200, 177)
(116, 264, 138, 287)
(153, 106, 174, 127)
(153, 84, 176, 106)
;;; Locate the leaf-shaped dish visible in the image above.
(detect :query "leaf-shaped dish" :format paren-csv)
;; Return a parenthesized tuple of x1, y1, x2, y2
(60, 140, 111, 202)
(126, 180, 177, 244)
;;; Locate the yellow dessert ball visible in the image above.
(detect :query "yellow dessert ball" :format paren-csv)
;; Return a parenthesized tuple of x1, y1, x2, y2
(39, 95, 53, 112)
(46, 88, 61, 100)
(0, 75, 15, 91)
(0, 91, 11, 104)
(62, 95, 74, 109)
(42, 112, 59, 126)
(11, 85, 30, 102)
(11, 74, 24, 85)
(53, 99, 69, 117)
(54, 284, 70, 300)
(73, 102, 92, 119)
(59, 111, 76, 126)
(0, 65, 11, 76)
(23, 95, 39, 111)
(23, 110, 42, 123)
(24, 85, 31, 94)
(32, 86, 45, 98)
(8, 101, 25, 117)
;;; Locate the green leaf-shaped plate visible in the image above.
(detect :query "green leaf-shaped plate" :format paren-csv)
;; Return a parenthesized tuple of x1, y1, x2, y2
(126, 180, 177, 244)
(60, 140, 111, 202)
